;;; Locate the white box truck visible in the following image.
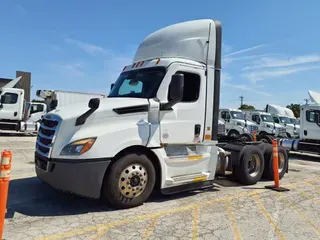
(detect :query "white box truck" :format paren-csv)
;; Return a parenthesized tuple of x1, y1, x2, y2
(35, 19, 289, 209)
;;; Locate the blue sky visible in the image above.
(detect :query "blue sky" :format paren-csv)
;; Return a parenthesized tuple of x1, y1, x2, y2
(1, 0, 320, 109)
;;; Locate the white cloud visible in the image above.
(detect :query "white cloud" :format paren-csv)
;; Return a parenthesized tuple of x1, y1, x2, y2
(224, 42, 274, 57)
(62, 63, 86, 77)
(243, 65, 320, 83)
(65, 38, 107, 55)
(243, 54, 320, 70)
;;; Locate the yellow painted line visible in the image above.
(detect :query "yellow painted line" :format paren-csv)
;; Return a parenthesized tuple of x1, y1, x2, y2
(143, 216, 159, 240)
(290, 185, 320, 206)
(188, 155, 203, 161)
(225, 198, 241, 240)
(192, 206, 199, 240)
(39, 178, 320, 240)
(276, 192, 320, 236)
(90, 226, 111, 240)
(252, 194, 287, 240)
(303, 182, 320, 196)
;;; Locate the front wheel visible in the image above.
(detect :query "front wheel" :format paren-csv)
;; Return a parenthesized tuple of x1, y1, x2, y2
(233, 145, 265, 185)
(102, 153, 156, 209)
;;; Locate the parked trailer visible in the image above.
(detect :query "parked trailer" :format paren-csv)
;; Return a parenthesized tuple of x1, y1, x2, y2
(34, 19, 289, 209)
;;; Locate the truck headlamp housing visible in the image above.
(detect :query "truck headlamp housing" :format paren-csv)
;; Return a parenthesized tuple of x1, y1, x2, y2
(60, 138, 96, 156)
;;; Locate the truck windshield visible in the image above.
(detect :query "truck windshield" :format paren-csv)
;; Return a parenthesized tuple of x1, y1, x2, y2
(261, 114, 274, 123)
(289, 118, 298, 124)
(279, 116, 291, 124)
(231, 111, 244, 120)
(108, 67, 166, 99)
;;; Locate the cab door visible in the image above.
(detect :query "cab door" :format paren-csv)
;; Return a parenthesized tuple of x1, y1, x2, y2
(0, 89, 23, 120)
(157, 63, 206, 144)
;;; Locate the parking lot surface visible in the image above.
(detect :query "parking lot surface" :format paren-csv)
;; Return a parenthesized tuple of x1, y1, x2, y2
(2, 133, 320, 240)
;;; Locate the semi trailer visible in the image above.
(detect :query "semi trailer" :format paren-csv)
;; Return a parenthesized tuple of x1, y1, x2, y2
(34, 19, 288, 209)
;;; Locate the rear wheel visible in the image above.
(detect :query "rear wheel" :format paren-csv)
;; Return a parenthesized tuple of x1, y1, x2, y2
(233, 145, 265, 185)
(228, 130, 240, 138)
(259, 135, 274, 144)
(239, 133, 253, 142)
(263, 146, 288, 180)
(102, 153, 156, 209)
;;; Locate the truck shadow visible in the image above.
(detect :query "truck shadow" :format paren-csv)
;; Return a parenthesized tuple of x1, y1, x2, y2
(5, 177, 220, 218)
(289, 152, 320, 163)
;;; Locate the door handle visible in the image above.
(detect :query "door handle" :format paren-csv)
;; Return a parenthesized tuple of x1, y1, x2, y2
(194, 124, 201, 135)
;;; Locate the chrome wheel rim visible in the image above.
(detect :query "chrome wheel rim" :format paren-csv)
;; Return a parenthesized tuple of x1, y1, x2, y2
(278, 152, 285, 172)
(247, 154, 261, 178)
(119, 164, 148, 198)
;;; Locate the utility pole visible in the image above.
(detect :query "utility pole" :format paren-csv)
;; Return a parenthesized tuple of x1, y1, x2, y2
(239, 95, 244, 107)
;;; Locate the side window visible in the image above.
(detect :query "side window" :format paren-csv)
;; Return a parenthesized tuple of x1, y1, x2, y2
(225, 111, 231, 119)
(118, 79, 143, 95)
(221, 111, 226, 119)
(252, 115, 256, 122)
(2, 93, 18, 104)
(31, 104, 44, 114)
(306, 110, 315, 122)
(273, 117, 279, 123)
(168, 71, 200, 102)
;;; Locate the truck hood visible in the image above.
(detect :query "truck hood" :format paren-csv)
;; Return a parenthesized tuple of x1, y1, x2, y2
(49, 97, 149, 121)
(234, 119, 256, 126)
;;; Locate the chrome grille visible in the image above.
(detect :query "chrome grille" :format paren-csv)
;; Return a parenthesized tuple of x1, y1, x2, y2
(218, 123, 226, 135)
(278, 127, 286, 136)
(36, 115, 61, 158)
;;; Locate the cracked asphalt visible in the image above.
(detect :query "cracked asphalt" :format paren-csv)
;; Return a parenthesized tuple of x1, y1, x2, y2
(1, 134, 320, 240)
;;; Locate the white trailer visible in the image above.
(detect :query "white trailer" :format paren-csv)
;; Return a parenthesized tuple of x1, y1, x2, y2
(35, 19, 289, 209)
(265, 104, 300, 139)
(36, 90, 106, 112)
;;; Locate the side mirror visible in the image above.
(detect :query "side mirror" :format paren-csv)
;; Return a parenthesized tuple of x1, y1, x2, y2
(315, 112, 320, 123)
(111, 83, 115, 91)
(163, 73, 184, 110)
(0, 95, 5, 104)
(50, 100, 58, 110)
(89, 98, 100, 110)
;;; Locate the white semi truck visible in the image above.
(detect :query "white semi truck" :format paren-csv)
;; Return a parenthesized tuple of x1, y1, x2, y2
(0, 77, 47, 132)
(279, 91, 320, 154)
(265, 104, 300, 139)
(242, 110, 287, 140)
(219, 108, 258, 141)
(35, 19, 289, 209)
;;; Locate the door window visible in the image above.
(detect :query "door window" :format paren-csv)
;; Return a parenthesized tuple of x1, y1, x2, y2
(2, 93, 18, 104)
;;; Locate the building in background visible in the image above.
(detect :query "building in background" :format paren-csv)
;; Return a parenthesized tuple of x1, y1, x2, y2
(0, 71, 31, 102)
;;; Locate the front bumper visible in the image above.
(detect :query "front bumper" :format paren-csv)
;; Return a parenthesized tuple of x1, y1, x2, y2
(35, 152, 111, 198)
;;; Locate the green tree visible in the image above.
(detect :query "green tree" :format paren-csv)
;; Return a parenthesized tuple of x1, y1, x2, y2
(239, 104, 255, 110)
(286, 104, 300, 118)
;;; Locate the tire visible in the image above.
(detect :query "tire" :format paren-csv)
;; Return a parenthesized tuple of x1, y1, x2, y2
(233, 145, 265, 185)
(228, 130, 240, 138)
(239, 133, 253, 142)
(258, 135, 273, 144)
(102, 153, 156, 209)
(262, 145, 288, 180)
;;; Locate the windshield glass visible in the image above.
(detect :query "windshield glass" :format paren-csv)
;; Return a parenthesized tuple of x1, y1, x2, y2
(108, 67, 166, 99)
(289, 118, 298, 124)
(231, 111, 244, 120)
(279, 116, 291, 124)
(261, 114, 274, 123)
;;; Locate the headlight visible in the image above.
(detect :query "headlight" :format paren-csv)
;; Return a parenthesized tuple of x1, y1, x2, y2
(60, 138, 96, 156)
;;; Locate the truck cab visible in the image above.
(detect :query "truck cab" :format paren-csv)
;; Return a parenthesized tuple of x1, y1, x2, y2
(35, 19, 287, 209)
(243, 111, 287, 138)
(219, 108, 258, 138)
(299, 104, 320, 141)
(271, 114, 299, 138)
(0, 87, 24, 122)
